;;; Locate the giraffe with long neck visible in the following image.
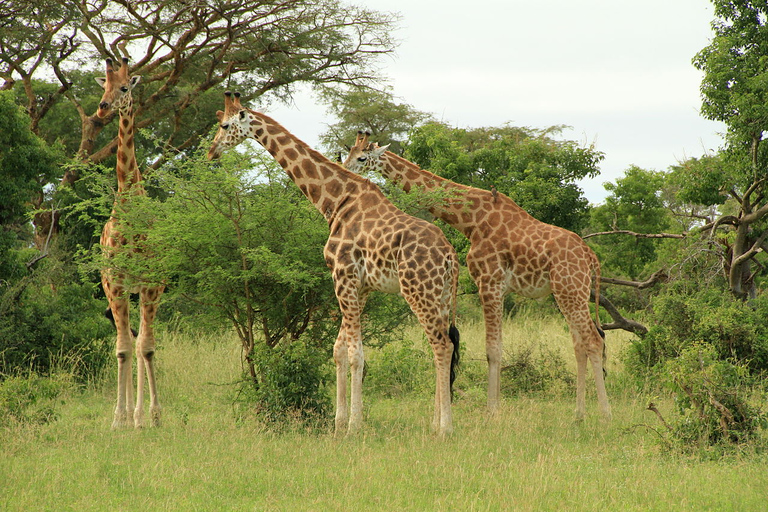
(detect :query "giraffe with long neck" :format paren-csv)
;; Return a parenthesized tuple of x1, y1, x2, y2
(344, 132, 610, 421)
(208, 92, 460, 435)
(97, 57, 164, 428)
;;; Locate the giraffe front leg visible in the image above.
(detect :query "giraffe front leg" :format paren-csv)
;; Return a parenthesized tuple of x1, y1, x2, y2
(333, 326, 349, 436)
(347, 330, 365, 434)
(113, 351, 133, 429)
(135, 288, 163, 428)
(107, 294, 134, 429)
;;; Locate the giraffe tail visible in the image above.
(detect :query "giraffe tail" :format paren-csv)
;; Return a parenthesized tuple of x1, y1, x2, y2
(591, 251, 607, 378)
(449, 324, 460, 401)
(448, 253, 460, 400)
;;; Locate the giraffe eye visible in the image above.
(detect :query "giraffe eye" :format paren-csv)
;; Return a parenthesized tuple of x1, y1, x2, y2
(221, 123, 229, 130)
(357, 156, 367, 162)
(120, 86, 128, 93)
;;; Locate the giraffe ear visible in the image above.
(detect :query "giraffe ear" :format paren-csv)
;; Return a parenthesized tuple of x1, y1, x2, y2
(95, 77, 107, 89)
(371, 144, 390, 157)
(238, 110, 247, 120)
(216, 110, 224, 122)
(129, 75, 141, 88)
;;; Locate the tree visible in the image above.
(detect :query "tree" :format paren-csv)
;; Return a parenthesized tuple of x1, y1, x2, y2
(319, 87, 433, 155)
(0, 90, 61, 280)
(0, 0, 399, 239)
(693, 0, 768, 299)
(404, 122, 603, 232)
(588, 166, 671, 280)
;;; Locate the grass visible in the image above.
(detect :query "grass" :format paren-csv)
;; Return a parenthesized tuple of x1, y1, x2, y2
(2, 313, 768, 511)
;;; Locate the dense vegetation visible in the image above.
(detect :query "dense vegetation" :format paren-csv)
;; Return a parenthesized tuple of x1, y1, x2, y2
(2, 0, 768, 457)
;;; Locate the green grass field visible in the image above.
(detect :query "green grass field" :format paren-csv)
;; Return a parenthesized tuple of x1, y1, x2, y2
(2, 315, 767, 511)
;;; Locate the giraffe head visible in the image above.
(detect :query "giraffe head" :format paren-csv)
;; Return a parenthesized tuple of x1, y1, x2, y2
(95, 57, 140, 118)
(342, 130, 389, 174)
(207, 91, 253, 160)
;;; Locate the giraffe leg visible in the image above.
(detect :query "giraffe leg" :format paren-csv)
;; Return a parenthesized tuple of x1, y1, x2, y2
(106, 287, 134, 429)
(334, 290, 367, 435)
(478, 283, 504, 414)
(135, 286, 164, 428)
(347, 317, 365, 434)
(573, 344, 588, 421)
(561, 304, 611, 422)
(403, 290, 454, 436)
(430, 339, 454, 436)
(333, 325, 349, 435)
(589, 333, 611, 420)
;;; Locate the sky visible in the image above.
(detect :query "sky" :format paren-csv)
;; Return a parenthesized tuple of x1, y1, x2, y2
(267, 0, 725, 204)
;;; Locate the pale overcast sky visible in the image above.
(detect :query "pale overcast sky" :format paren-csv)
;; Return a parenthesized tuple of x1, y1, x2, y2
(267, 0, 725, 204)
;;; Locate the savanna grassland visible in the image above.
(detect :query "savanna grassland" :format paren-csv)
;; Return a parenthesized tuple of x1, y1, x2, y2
(2, 313, 767, 511)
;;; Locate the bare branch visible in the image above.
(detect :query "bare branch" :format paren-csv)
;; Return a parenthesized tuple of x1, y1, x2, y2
(584, 230, 685, 240)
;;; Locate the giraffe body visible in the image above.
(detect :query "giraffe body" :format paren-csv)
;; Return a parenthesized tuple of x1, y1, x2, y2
(97, 58, 164, 428)
(208, 93, 460, 435)
(344, 133, 610, 421)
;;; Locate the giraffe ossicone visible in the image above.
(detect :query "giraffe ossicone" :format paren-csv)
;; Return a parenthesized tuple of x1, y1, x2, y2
(208, 92, 461, 436)
(344, 131, 611, 422)
(97, 56, 164, 429)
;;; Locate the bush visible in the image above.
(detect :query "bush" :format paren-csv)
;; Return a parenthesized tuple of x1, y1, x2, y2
(501, 343, 574, 397)
(365, 337, 432, 397)
(655, 343, 767, 450)
(237, 336, 332, 428)
(626, 286, 768, 376)
(0, 274, 113, 382)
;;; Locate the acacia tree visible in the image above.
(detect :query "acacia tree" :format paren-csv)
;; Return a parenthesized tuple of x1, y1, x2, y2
(692, 0, 768, 299)
(0, 0, 398, 239)
(319, 87, 433, 155)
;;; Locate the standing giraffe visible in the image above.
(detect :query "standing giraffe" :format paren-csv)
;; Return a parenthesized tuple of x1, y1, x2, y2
(96, 57, 164, 428)
(344, 132, 610, 421)
(207, 92, 460, 435)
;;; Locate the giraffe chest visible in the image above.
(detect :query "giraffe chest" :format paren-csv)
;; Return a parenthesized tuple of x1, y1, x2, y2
(324, 238, 402, 295)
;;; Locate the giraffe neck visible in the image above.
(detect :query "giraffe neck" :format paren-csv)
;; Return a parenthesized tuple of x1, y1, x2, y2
(115, 103, 143, 194)
(376, 151, 507, 237)
(247, 110, 371, 222)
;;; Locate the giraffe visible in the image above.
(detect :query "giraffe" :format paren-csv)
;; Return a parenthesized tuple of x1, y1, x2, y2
(207, 92, 460, 435)
(344, 132, 610, 421)
(96, 57, 164, 428)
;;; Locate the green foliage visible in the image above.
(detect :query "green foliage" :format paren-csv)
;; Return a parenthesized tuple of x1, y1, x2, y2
(0, 267, 114, 380)
(0, 90, 63, 280)
(667, 155, 731, 207)
(365, 337, 432, 397)
(626, 285, 768, 376)
(238, 336, 332, 427)
(694, 1, 768, 143)
(405, 122, 602, 231)
(0, 372, 73, 426)
(589, 166, 673, 280)
(660, 343, 767, 450)
(500, 343, 575, 397)
(319, 87, 433, 154)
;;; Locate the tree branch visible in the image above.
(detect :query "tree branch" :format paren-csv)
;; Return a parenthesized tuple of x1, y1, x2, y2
(584, 230, 685, 240)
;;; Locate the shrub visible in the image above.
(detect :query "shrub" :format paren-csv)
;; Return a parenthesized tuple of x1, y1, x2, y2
(653, 343, 767, 450)
(365, 337, 432, 397)
(626, 286, 768, 376)
(237, 336, 332, 428)
(501, 343, 574, 397)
